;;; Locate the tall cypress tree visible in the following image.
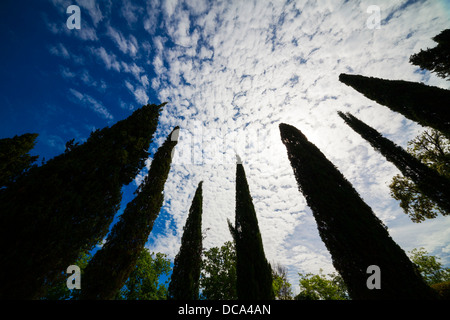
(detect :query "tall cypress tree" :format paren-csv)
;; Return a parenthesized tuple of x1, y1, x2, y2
(279, 123, 438, 299)
(339, 73, 450, 139)
(409, 29, 450, 80)
(168, 181, 203, 300)
(0, 103, 165, 299)
(81, 126, 179, 300)
(228, 158, 274, 300)
(338, 111, 450, 216)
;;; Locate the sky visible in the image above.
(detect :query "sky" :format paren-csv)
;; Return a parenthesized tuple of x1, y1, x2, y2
(1, 0, 449, 295)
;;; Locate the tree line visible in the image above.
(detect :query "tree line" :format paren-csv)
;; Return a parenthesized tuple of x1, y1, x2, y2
(0, 29, 449, 300)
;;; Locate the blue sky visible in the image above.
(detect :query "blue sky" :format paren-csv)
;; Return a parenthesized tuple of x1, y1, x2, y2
(1, 0, 449, 294)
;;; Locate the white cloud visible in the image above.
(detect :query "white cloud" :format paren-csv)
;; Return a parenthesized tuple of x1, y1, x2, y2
(162, 0, 179, 18)
(120, 0, 143, 26)
(89, 46, 121, 72)
(107, 26, 139, 57)
(124, 81, 149, 105)
(77, 0, 104, 26)
(69, 88, 114, 120)
(49, 43, 70, 59)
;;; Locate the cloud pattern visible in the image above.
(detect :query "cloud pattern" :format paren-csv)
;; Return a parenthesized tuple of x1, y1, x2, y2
(47, 0, 450, 292)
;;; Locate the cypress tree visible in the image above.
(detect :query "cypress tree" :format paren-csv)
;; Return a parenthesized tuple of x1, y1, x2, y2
(409, 29, 450, 80)
(338, 111, 450, 216)
(0, 103, 165, 299)
(81, 126, 179, 300)
(168, 181, 203, 300)
(339, 73, 450, 139)
(279, 123, 438, 299)
(0, 133, 38, 190)
(228, 158, 274, 300)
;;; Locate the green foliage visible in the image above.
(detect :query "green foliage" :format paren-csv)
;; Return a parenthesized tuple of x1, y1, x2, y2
(296, 270, 349, 300)
(279, 122, 438, 299)
(409, 29, 450, 80)
(200, 242, 291, 300)
(41, 248, 171, 300)
(389, 130, 450, 222)
(339, 112, 450, 218)
(0, 103, 166, 299)
(0, 133, 38, 190)
(168, 181, 203, 300)
(272, 263, 293, 300)
(409, 248, 450, 285)
(292, 249, 450, 300)
(116, 250, 171, 300)
(200, 241, 237, 300)
(338, 73, 450, 140)
(81, 126, 179, 299)
(228, 162, 274, 300)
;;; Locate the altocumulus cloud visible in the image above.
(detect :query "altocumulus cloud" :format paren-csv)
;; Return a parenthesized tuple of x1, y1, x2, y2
(144, 0, 450, 292)
(45, 0, 450, 294)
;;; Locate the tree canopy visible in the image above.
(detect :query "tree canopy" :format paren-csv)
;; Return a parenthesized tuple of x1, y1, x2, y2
(339, 111, 450, 218)
(228, 161, 274, 300)
(0, 133, 38, 190)
(0, 103, 166, 299)
(81, 126, 179, 300)
(279, 122, 438, 299)
(409, 29, 450, 80)
(339, 73, 450, 139)
(168, 181, 203, 300)
(390, 129, 450, 222)
(200, 241, 237, 300)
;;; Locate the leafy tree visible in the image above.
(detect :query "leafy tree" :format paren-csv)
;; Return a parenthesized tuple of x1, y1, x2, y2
(272, 263, 293, 300)
(228, 160, 274, 300)
(41, 248, 171, 300)
(200, 242, 288, 300)
(0, 133, 38, 190)
(294, 249, 450, 300)
(81, 126, 179, 299)
(410, 29, 450, 80)
(409, 248, 450, 285)
(0, 103, 166, 299)
(295, 270, 349, 300)
(168, 181, 203, 300)
(389, 129, 450, 222)
(116, 250, 172, 300)
(339, 73, 450, 139)
(339, 112, 450, 219)
(279, 122, 438, 299)
(200, 241, 237, 300)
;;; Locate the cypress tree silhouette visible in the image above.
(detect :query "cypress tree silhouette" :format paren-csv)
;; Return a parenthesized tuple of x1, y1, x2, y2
(410, 29, 450, 80)
(0, 133, 38, 190)
(81, 126, 179, 300)
(0, 103, 166, 299)
(339, 73, 450, 139)
(279, 122, 438, 299)
(338, 111, 450, 217)
(228, 158, 274, 300)
(168, 181, 203, 300)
